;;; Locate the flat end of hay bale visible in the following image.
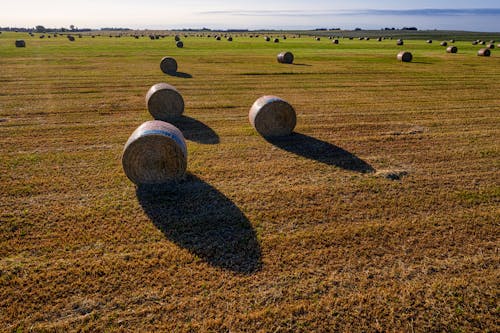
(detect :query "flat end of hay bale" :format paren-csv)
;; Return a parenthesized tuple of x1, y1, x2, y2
(176, 41, 184, 48)
(477, 48, 491, 57)
(446, 46, 458, 53)
(397, 51, 413, 62)
(15, 40, 26, 47)
(160, 56, 178, 74)
(249, 96, 296, 137)
(122, 120, 187, 185)
(146, 83, 184, 121)
(277, 51, 294, 64)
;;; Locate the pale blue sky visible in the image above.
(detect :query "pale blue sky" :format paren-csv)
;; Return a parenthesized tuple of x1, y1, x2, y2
(1, 0, 500, 31)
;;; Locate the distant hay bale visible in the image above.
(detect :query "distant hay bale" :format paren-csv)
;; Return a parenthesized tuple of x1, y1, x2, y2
(446, 46, 458, 53)
(215, 36, 221, 40)
(122, 120, 187, 185)
(15, 40, 26, 47)
(472, 40, 478, 45)
(365, 37, 370, 40)
(486, 44, 495, 49)
(249, 96, 296, 137)
(316, 37, 320, 41)
(479, 41, 485, 45)
(277, 51, 294, 64)
(274, 38, 279, 43)
(477, 48, 491, 57)
(176, 41, 184, 48)
(490, 40, 496, 44)
(396, 39, 404, 46)
(174, 35, 180, 41)
(377, 37, 382, 42)
(397, 51, 412, 62)
(67, 35, 75, 42)
(146, 83, 184, 121)
(227, 36, 233, 41)
(160, 57, 178, 74)
(39, 35, 45, 39)
(450, 39, 455, 43)
(332, 39, 339, 44)
(440, 41, 448, 46)
(427, 39, 433, 43)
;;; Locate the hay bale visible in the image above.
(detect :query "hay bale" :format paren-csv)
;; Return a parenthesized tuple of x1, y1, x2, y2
(377, 37, 382, 42)
(215, 36, 221, 40)
(227, 36, 233, 41)
(67, 35, 75, 41)
(440, 41, 448, 46)
(396, 39, 404, 46)
(174, 35, 180, 41)
(160, 57, 178, 74)
(477, 48, 491, 57)
(146, 83, 184, 121)
(273, 38, 279, 43)
(446, 46, 458, 53)
(122, 120, 187, 185)
(176, 41, 184, 48)
(487, 44, 495, 49)
(249, 96, 296, 137)
(479, 41, 485, 45)
(316, 37, 321, 41)
(427, 39, 433, 43)
(490, 40, 496, 44)
(472, 40, 478, 45)
(450, 39, 455, 43)
(15, 40, 26, 47)
(277, 51, 294, 64)
(332, 39, 339, 44)
(397, 51, 412, 62)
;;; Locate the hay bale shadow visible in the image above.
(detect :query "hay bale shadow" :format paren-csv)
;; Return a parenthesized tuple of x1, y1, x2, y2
(266, 132, 374, 173)
(137, 174, 262, 274)
(169, 72, 193, 78)
(170, 116, 219, 144)
(293, 63, 312, 67)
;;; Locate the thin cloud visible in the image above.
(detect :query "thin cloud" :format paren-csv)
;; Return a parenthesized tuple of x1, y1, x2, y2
(199, 8, 500, 17)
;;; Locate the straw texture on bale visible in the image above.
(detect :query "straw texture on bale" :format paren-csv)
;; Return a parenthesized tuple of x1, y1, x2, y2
(446, 46, 458, 53)
(249, 96, 296, 137)
(15, 40, 26, 47)
(277, 51, 294, 64)
(160, 57, 178, 74)
(146, 83, 184, 121)
(122, 120, 187, 185)
(176, 41, 184, 48)
(477, 48, 491, 57)
(397, 51, 413, 62)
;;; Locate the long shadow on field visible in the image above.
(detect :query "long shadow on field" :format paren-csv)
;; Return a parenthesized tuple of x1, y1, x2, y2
(266, 133, 374, 173)
(170, 116, 219, 144)
(136, 174, 262, 274)
(170, 71, 193, 78)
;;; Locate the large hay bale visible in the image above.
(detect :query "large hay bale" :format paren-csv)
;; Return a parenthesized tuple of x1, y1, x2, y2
(15, 40, 26, 47)
(146, 83, 184, 121)
(477, 48, 491, 57)
(176, 41, 184, 48)
(160, 57, 178, 74)
(486, 44, 495, 49)
(446, 46, 458, 53)
(122, 120, 187, 185)
(397, 51, 412, 62)
(277, 51, 294, 64)
(396, 39, 404, 46)
(249, 96, 296, 137)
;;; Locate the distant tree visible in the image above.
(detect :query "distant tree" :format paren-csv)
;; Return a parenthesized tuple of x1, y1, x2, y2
(35, 25, 46, 33)
(70, 25, 75, 31)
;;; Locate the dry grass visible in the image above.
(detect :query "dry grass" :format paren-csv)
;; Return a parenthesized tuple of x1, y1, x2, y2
(0, 31, 499, 332)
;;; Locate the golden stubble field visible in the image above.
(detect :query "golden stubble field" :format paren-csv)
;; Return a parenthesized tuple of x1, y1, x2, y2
(0, 31, 499, 332)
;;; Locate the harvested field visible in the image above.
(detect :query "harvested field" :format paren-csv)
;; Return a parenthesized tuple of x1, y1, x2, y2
(0, 31, 499, 332)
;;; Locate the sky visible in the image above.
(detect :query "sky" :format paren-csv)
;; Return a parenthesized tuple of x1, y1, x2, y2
(1, 0, 500, 32)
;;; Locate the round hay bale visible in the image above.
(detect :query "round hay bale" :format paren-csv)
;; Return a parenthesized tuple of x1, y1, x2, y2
(160, 57, 178, 74)
(15, 39, 26, 47)
(396, 39, 404, 46)
(450, 39, 455, 43)
(377, 37, 382, 42)
(332, 39, 339, 44)
(479, 41, 485, 45)
(249, 96, 296, 137)
(146, 83, 184, 121)
(487, 43, 495, 49)
(174, 35, 180, 41)
(477, 48, 491, 57)
(176, 41, 184, 48)
(427, 39, 433, 43)
(397, 51, 412, 62)
(67, 35, 75, 41)
(277, 51, 294, 64)
(440, 41, 448, 46)
(215, 36, 221, 40)
(365, 37, 370, 41)
(472, 40, 478, 45)
(227, 36, 233, 41)
(122, 120, 187, 185)
(274, 38, 279, 43)
(316, 37, 321, 41)
(446, 46, 458, 53)
(490, 40, 496, 44)
(264, 36, 270, 42)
